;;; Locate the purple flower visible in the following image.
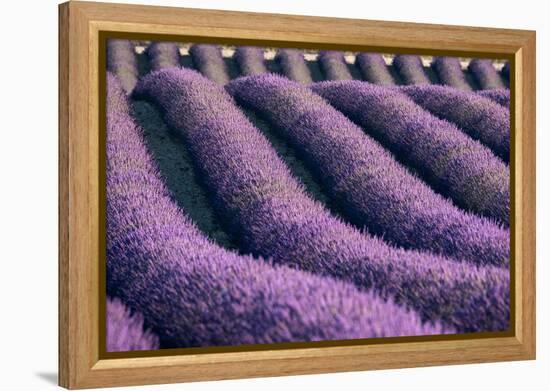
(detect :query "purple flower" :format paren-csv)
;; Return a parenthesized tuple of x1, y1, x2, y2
(402, 84, 510, 162)
(393, 55, 430, 85)
(146, 41, 180, 71)
(313, 80, 510, 226)
(234, 46, 268, 76)
(107, 39, 138, 94)
(107, 72, 446, 347)
(318, 50, 352, 80)
(134, 68, 510, 333)
(106, 297, 159, 352)
(355, 53, 396, 85)
(227, 73, 509, 267)
(275, 48, 312, 83)
(432, 57, 472, 91)
(189, 44, 229, 85)
(468, 59, 506, 90)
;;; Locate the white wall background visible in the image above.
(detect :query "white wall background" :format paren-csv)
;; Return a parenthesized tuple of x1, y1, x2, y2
(0, 0, 546, 389)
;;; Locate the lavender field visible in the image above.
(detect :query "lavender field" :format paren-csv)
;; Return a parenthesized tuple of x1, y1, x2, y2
(105, 40, 511, 352)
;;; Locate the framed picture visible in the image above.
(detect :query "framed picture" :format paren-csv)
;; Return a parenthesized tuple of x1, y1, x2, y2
(58, 1, 536, 389)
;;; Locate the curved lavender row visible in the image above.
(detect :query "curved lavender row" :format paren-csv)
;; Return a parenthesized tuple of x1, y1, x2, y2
(146, 41, 180, 71)
(107, 39, 138, 94)
(401, 84, 510, 163)
(189, 44, 229, 85)
(275, 49, 312, 83)
(477, 88, 510, 108)
(234, 46, 268, 76)
(431, 57, 472, 91)
(134, 68, 510, 332)
(106, 297, 159, 352)
(313, 81, 510, 226)
(318, 51, 352, 80)
(468, 59, 506, 90)
(107, 73, 443, 347)
(355, 53, 396, 85)
(501, 62, 510, 80)
(228, 74, 509, 267)
(393, 55, 431, 85)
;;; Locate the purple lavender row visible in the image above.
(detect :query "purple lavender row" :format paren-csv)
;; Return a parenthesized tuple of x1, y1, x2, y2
(189, 44, 229, 85)
(317, 51, 352, 80)
(234, 46, 268, 76)
(431, 57, 472, 91)
(275, 49, 313, 83)
(228, 74, 509, 267)
(146, 41, 180, 71)
(107, 39, 138, 94)
(355, 53, 396, 85)
(106, 297, 159, 352)
(468, 59, 506, 90)
(501, 62, 510, 80)
(107, 73, 443, 346)
(393, 55, 431, 85)
(477, 88, 510, 108)
(402, 84, 510, 163)
(313, 81, 510, 226)
(134, 68, 509, 332)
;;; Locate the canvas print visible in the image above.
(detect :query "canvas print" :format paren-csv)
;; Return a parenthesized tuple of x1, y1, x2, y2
(105, 39, 511, 353)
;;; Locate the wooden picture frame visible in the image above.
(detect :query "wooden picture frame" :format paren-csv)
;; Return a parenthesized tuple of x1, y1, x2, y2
(59, 1, 536, 389)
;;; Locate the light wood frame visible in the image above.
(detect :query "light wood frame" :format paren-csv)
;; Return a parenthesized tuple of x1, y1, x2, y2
(59, 0, 536, 388)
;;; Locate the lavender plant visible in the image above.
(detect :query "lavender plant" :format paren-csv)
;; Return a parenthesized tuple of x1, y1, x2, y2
(317, 50, 352, 80)
(234, 46, 268, 76)
(393, 55, 431, 85)
(431, 57, 472, 91)
(402, 84, 510, 162)
(313, 80, 510, 226)
(107, 39, 138, 94)
(355, 53, 396, 85)
(106, 297, 159, 352)
(477, 88, 510, 108)
(134, 68, 510, 332)
(146, 41, 180, 71)
(227, 74, 509, 267)
(468, 59, 506, 90)
(107, 72, 444, 347)
(275, 48, 313, 83)
(189, 44, 229, 85)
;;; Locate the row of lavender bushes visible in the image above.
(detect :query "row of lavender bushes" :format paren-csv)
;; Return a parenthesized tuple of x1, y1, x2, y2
(106, 72, 448, 350)
(313, 80, 510, 226)
(106, 298, 159, 352)
(227, 74, 509, 267)
(132, 41, 510, 162)
(133, 67, 510, 335)
(105, 43, 512, 351)
(107, 40, 509, 92)
(141, 43, 511, 167)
